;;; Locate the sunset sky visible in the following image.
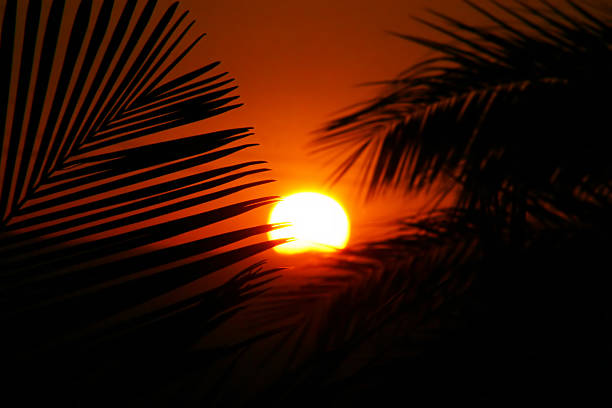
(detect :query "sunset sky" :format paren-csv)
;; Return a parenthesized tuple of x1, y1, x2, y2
(3, 1, 610, 405)
(0, 0, 486, 317)
(3, 0, 600, 277)
(169, 0, 481, 253)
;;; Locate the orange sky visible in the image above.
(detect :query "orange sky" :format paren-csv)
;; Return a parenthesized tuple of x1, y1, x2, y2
(0, 0, 486, 274)
(12, 0, 591, 270)
(5, 0, 607, 341)
(168, 0, 481, 257)
(0, 0, 476, 289)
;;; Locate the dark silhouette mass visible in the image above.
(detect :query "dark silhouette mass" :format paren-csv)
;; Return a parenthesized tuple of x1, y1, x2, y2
(295, 0, 612, 405)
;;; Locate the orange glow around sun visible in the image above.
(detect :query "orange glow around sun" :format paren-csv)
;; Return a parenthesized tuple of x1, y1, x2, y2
(268, 192, 350, 254)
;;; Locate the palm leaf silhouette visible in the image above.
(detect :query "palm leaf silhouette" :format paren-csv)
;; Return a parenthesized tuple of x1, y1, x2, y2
(315, 0, 611, 230)
(0, 0, 286, 403)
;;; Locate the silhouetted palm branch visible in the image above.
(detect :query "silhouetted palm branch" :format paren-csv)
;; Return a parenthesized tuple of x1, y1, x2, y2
(0, 0, 286, 403)
(315, 0, 611, 230)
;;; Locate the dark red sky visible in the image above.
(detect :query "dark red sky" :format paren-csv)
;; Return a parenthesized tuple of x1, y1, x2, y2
(170, 0, 480, 251)
(13, 0, 599, 266)
(0, 0, 479, 284)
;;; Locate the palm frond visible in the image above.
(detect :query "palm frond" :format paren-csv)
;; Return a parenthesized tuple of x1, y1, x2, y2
(314, 0, 612, 227)
(0, 0, 285, 398)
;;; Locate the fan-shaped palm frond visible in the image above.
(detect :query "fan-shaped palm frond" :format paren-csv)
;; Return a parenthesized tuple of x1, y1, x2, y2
(0, 0, 285, 403)
(315, 0, 612, 230)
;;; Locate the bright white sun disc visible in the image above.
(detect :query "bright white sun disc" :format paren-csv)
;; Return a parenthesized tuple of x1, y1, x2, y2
(268, 192, 350, 254)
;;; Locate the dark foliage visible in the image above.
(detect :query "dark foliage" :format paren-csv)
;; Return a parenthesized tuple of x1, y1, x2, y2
(251, 1, 612, 405)
(0, 0, 286, 405)
(315, 0, 612, 230)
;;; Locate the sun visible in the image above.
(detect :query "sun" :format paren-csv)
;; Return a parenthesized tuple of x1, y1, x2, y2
(268, 192, 350, 254)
